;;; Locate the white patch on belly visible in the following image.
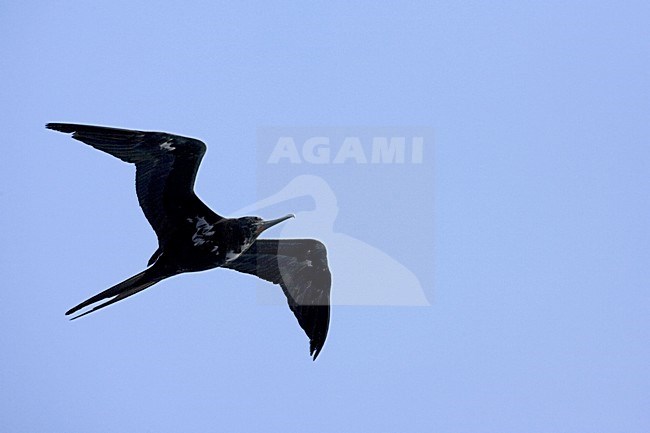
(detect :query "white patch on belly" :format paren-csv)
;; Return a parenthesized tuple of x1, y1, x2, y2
(225, 250, 240, 262)
(160, 140, 176, 151)
(224, 240, 254, 262)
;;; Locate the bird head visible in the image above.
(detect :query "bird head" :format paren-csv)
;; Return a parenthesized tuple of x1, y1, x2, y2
(241, 214, 295, 239)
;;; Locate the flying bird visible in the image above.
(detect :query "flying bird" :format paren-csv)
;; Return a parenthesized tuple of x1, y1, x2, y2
(46, 123, 331, 360)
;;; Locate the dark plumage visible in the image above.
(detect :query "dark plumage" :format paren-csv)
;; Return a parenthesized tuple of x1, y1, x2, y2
(47, 123, 331, 360)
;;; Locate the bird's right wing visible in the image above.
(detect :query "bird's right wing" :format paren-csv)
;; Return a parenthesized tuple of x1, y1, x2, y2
(223, 239, 331, 360)
(46, 123, 217, 246)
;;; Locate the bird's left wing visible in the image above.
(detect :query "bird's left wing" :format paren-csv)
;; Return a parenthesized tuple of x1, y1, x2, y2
(46, 123, 216, 248)
(223, 239, 331, 360)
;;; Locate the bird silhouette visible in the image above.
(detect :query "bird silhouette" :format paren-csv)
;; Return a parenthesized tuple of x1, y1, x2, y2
(234, 175, 429, 306)
(47, 123, 331, 360)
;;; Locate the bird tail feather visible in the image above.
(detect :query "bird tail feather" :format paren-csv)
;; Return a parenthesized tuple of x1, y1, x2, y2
(66, 266, 169, 320)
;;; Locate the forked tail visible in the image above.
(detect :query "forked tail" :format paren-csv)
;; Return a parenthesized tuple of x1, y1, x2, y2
(66, 265, 170, 320)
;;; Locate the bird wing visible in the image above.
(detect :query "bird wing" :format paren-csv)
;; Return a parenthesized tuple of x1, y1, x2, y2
(223, 239, 331, 360)
(46, 123, 217, 246)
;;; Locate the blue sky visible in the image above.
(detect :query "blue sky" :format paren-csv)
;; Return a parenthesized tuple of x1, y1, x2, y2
(1, 1, 649, 432)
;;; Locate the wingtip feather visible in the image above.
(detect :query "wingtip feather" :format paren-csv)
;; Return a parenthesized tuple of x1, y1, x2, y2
(46, 122, 76, 133)
(310, 340, 325, 361)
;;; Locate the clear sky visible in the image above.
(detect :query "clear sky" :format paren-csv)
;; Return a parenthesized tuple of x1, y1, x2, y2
(1, 1, 649, 432)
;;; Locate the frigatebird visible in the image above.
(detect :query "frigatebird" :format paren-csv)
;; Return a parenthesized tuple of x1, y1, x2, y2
(46, 123, 331, 360)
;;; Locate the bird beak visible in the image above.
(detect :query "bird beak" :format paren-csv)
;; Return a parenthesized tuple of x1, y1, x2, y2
(255, 214, 294, 234)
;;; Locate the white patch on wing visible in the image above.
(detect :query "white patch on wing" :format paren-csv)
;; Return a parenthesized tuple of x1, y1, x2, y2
(192, 216, 215, 247)
(192, 237, 207, 246)
(160, 140, 176, 151)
